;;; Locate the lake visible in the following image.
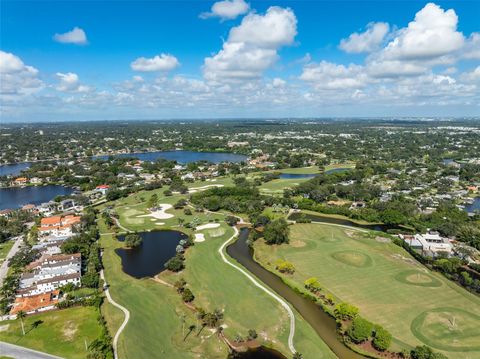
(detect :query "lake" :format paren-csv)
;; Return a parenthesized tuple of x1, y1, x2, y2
(94, 150, 248, 164)
(0, 185, 74, 210)
(279, 173, 318, 179)
(465, 197, 480, 213)
(0, 162, 32, 177)
(116, 230, 188, 278)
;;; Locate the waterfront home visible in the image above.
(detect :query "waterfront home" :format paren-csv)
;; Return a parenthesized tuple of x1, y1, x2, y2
(21, 204, 37, 213)
(12, 177, 28, 186)
(30, 177, 43, 185)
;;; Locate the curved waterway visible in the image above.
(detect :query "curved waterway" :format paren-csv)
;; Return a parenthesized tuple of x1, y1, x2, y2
(227, 229, 363, 359)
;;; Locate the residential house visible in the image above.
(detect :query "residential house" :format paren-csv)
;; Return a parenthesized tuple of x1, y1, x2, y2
(39, 215, 81, 238)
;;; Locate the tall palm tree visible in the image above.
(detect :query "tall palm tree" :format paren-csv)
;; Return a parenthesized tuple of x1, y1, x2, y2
(17, 310, 26, 336)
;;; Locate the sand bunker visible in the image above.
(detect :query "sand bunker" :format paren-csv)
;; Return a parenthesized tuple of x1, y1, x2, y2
(196, 223, 221, 230)
(194, 233, 205, 242)
(138, 203, 174, 219)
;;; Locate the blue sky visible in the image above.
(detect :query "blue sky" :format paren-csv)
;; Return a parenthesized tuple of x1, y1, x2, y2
(1, 0, 479, 121)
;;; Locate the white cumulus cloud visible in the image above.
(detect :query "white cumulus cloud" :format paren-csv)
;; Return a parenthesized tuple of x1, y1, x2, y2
(203, 6, 297, 82)
(339, 22, 389, 53)
(0, 51, 43, 95)
(200, 0, 250, 20)
(131, 54, 180, 72)
(53, 27, 88, 45)
(380, 3, 464, 60)
(55, 72, 91, 92)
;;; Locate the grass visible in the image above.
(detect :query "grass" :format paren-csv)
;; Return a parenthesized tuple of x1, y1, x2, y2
(258, 178, 308, 195)
(0, 306, 103, 359)
(0, 239, 14, 263)
(100, 188, 335, 358)
(253, 223, 480, 358)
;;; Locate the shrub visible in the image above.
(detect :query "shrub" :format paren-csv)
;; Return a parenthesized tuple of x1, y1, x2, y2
(334, 302, 359, 320)
(164, 255, 185, 272)
(125, 233, 142, 248)
(181, 288, 195, 303)
(372, 325, 392, 351)
(347, 316, 373, 343)
(304, 277, 321, 293)
(275, 259, 295, 274)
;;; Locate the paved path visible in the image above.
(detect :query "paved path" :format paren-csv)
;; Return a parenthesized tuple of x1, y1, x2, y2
(112, 217, 131, 233)
(100, 270, 130, 359)
(0, 341, 63, 359)
(218, 226, 297, 354)
(0, 236, 23, 286)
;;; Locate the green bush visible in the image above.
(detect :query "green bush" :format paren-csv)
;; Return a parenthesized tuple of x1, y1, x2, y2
(372, 325, 392, 351)
(347, 316, 373, 343)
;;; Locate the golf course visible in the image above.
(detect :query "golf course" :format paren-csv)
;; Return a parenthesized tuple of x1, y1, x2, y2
(253, 222, 480, 358)
(99, 183, 336, 358)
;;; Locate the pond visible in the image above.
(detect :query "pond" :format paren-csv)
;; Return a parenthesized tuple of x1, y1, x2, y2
(116, 230, 188, 278)
(0, 185, 74, 210)
(226, 229, 363, 359)
(0, 162, 32, 177)
(231, 347, 286, 359)
(94, 150, 248, 164)
(278, 173, 318, 179)
(288, 212, 404, 232)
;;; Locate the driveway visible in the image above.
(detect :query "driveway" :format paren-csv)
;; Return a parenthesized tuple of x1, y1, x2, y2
(0, 236, 23, 286)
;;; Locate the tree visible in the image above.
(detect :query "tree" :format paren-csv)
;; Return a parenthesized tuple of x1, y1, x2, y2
(334, 302, 359, 320)
(263, 218, 290, 245)
(165, 255, 185, 272)
(182, 288, 195, 303)
(347, 316, 373, 343)
(304, 277, 321, 293)
(147, 193, 158, 208)
(17, 310, 26, 336)
(125, 233, 142, 248)
(247, 329, 258, 340)
(373, 325, 392, 351)
(410, 345, 448, 359)
(275, 259, 295, 274)
(293, 353, 303, 359)
(225, 215, 239, 226)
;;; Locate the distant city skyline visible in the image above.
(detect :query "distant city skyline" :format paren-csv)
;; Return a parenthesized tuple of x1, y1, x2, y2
(1, 0, 479, 122)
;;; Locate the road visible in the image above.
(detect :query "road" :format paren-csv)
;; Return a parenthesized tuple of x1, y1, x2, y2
(218, 226, 297, 354)
(0, 236, 23, 286)
(0, 341, 63, 359)
(100, 270, 130, 359)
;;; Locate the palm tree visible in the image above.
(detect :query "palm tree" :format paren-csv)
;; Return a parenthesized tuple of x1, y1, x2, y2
(293, 352, 303, 359)
(17, 310, 26, 336)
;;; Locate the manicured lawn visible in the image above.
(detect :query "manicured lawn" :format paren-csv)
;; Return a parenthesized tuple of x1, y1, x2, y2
(100, 189, 335, 358)
(258, 178, 309, 195)
(0, 306, 103, 359)
(253, 223, 480, 358)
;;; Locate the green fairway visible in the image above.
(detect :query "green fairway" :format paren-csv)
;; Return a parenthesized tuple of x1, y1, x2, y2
(101, 190, 335, 358)
(253, 223, 480, 358)
(0, 306, 103, 359)
(258, 178, 307, 195)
